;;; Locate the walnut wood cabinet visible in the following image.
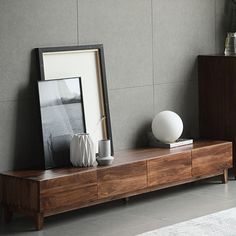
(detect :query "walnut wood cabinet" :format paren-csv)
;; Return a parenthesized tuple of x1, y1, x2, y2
(198, 55, 236, 175)
(0, 141, 232, 230)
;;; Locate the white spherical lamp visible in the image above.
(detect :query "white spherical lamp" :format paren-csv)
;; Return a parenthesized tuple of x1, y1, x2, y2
(152, 111, 183, 143)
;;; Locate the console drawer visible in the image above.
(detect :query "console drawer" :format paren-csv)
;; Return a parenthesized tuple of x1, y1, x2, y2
(192, 143, 232, 177)
(40, 171, 97, 212)
(97, 161, 147, 199)
(147, 151, 192, 187)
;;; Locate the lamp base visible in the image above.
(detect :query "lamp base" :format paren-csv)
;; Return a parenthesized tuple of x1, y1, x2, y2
(148, 132, 193, 148)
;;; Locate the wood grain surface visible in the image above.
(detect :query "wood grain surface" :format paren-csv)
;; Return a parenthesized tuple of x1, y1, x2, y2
(147, 151, 192, 186)
(198, 55, 236, 169)
(97, 161, 147, 199)
(40, 171, 97, 212)
(1, 176, 39, 211)
(192, 142, 232, 177)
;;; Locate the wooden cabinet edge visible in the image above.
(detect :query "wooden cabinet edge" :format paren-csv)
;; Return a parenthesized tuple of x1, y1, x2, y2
(0, 175, 3, 204)
(191, 142, 233, 178)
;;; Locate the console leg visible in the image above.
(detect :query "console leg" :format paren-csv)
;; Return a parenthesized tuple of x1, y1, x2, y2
(3, 205, 12, 223)
(35, 213, 44, 231)
(222, 169, 228, 184)
(124, 197, 129, 203)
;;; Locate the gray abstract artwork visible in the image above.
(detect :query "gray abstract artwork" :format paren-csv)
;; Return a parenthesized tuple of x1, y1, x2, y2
(38, 78, 86, 169)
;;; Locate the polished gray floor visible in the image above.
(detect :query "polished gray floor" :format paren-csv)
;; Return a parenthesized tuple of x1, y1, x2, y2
(1, 175, 236, 236)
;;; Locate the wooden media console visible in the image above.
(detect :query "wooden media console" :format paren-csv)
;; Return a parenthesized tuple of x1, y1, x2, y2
(0, 140, 233, 230)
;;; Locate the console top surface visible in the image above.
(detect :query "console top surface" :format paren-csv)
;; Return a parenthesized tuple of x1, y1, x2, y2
(1, 140, 231, 181)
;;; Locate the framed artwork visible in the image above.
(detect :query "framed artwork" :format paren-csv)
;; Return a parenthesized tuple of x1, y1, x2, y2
(37, 45, 113, 161)
(38, 77, 86, 169)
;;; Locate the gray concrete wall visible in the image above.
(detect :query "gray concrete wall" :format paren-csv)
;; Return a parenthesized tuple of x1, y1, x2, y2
(0, 0, 227, 171)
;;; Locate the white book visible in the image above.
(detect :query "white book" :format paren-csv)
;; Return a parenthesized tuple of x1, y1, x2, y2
(148, 132, 193, 148)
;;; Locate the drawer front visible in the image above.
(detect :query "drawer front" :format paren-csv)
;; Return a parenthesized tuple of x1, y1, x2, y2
(97, 161, 147, 199)
(40, 171, 97, 211)
(41, 185, 97, 212)
(40, 170, 97, 190)
(147, 151, 192, 187)
(192, 143, 232, 177)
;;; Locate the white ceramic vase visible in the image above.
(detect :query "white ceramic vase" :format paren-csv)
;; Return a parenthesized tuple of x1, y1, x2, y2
(70, 134, 96, 167)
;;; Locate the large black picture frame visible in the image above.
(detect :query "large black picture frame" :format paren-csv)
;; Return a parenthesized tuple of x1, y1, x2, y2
(37, 45, 113, 162)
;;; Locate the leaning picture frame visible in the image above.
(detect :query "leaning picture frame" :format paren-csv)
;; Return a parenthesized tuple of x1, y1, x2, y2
(37, 77, 86, 169)
(37, 45, 113, 163)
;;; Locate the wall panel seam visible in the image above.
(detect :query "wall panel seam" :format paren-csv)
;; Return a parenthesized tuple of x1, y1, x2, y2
(151, 0, 155, 118)
(214, 0, 217, 53)
(77, 0, 79, 45)
(154, 79, 196, 86)
(0, 98, 33, 104)
(109, 84, 153, 92)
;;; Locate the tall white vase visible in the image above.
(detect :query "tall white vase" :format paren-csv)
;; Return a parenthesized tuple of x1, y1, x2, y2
(70, 134, 96, 167)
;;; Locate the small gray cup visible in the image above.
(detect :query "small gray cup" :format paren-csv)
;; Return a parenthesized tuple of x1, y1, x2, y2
(98, 139, 111, 158)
